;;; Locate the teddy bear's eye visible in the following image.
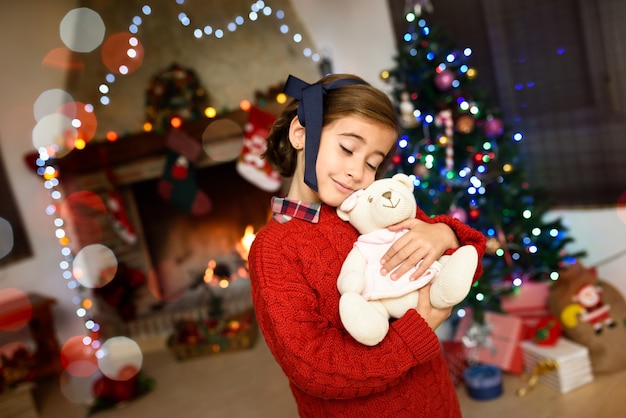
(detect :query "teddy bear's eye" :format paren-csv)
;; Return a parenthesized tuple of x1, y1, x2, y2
(367, 196, 373, 203)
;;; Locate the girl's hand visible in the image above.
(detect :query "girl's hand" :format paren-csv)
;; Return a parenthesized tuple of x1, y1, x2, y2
(416, 284, 452, 330)
(380, 219, 459, 280)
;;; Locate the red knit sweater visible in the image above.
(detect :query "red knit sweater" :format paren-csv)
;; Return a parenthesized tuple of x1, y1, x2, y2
(249, 204, 486, 417)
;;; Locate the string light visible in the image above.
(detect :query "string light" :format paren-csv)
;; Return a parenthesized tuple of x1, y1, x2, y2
(36, 1, 320, 355)
(98, 1, 321, 108)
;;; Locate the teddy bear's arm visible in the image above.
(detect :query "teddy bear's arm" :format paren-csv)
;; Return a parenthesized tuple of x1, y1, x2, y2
(337, 248, 367, 295)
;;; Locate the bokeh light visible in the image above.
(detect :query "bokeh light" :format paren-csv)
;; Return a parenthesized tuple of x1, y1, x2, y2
(32, 113, 76, 156)
(72, 244, 118, 289)
(57, 101, 98, 144)
(60, 8, 106, 53)
(59, 371, 98, 405)
(0, 288, 32, 332)
(97, 336, 143, 381)
(101, 32, 145, 75)
(202, 119, 244, 162)
(60, 335, 99, 377)
(42, 47, 85, 71)
(34, 89, 74, 122)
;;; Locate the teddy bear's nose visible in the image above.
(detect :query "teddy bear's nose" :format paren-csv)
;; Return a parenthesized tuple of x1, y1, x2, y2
(382, 191, 392, 200)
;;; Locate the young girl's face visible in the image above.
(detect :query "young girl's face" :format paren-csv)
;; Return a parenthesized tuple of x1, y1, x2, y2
(288, 115, 397, 206)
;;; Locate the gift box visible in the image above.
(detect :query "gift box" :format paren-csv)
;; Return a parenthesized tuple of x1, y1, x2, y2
(526, 315, 561, 345)
(463, 364, 503, 400)
(520, 337, 593, 393)
(500, 282, 551, 328)
(441, 340, 467, 387)
(454, 310, 526, 374)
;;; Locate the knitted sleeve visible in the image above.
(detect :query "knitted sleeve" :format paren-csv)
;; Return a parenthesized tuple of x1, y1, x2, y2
(249, 221, 442, 400)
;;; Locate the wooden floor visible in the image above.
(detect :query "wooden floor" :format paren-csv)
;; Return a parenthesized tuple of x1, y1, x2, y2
(457, 366, 626, 418)
(33, 335, 626, 417)
(36, 336, 299, 418)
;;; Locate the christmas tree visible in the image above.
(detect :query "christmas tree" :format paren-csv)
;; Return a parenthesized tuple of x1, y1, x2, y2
(382, 10, 585, 323)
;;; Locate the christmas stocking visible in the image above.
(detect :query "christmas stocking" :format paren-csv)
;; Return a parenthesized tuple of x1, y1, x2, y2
(100, 148, 138, 245)
(106, 189, 138, 245)
(158, 128, 211, 216)
(236, 106, 281, 192)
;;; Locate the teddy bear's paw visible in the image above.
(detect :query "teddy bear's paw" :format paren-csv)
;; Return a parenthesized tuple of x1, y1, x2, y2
(431, 245, 478, 308)
(339, 293, 389, 346)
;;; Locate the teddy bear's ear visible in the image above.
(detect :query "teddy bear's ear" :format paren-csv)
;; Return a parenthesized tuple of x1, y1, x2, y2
(391, 173, 414, 192)
(337, 189, 363, 220)
(337, 209, 350, 221)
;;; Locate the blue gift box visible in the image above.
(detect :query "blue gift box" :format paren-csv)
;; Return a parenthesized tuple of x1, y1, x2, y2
(463, 364, 503, 400)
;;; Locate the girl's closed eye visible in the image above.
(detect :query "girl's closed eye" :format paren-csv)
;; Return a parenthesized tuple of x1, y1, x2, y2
(340, 145, 353, 155)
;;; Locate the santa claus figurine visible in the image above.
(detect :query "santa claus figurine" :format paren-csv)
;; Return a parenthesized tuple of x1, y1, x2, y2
(573, 283, 617, 334)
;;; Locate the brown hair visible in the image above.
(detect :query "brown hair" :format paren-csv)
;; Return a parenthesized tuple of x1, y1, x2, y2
(264, 74, 399, 179)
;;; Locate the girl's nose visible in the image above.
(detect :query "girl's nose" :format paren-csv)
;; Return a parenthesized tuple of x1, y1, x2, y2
(346, 162, 363, 181)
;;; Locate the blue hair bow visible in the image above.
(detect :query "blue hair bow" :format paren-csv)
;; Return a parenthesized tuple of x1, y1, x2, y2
(283, 74, 368, 192)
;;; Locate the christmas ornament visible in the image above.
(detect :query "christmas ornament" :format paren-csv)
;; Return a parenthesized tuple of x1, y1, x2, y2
(399, 91, 419, 128)
(100, 147, 137, 245)
(456, 114, 475, 134)
(158, 128, 212, 215)
(483, 115, 504, 137)
(435, 109, 454, 171)
(236, 106, 281, 192)
(105, 191, 137, 245)
(448, 206, 468, 223)
(434, 69, 455, 91)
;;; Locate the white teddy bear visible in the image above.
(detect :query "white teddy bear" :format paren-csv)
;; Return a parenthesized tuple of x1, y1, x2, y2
(336, 173, 479, 346)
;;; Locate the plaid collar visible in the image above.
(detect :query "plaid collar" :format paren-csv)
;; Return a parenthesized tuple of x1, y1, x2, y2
(271, 197, 321, 224)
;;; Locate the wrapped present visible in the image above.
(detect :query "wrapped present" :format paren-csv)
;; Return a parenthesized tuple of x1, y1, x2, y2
(454, 310, 526, 374)
(500, 282, 551, 328)
(520, 337, 593, 394)
(463, 364, 503, 401)
(527, 315, 561, 346)
(441, 340, 467, 387)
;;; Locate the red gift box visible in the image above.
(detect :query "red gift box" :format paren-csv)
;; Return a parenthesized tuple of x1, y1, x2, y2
(500, 282, 551, 328)
(454, 310, 526, 374)
(527, 315, 561, 345)
(441, 340, 467, 387)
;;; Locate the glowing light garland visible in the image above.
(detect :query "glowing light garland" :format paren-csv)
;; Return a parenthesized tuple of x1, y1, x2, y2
(97, 1, 321, 108)
(34, 0, 320, 363)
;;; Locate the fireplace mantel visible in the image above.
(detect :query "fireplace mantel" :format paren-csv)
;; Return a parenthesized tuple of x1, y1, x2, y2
(50, 109, 251, 191)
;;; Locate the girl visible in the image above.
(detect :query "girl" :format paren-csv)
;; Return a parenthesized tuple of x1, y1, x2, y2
(248, 74, 486, 417)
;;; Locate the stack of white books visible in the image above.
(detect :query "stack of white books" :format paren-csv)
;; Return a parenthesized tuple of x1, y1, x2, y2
(520, 338, 594, 394)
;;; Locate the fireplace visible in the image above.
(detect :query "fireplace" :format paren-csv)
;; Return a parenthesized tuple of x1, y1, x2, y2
(53, 110, 277, 341)
(131, 160, 273, 310)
